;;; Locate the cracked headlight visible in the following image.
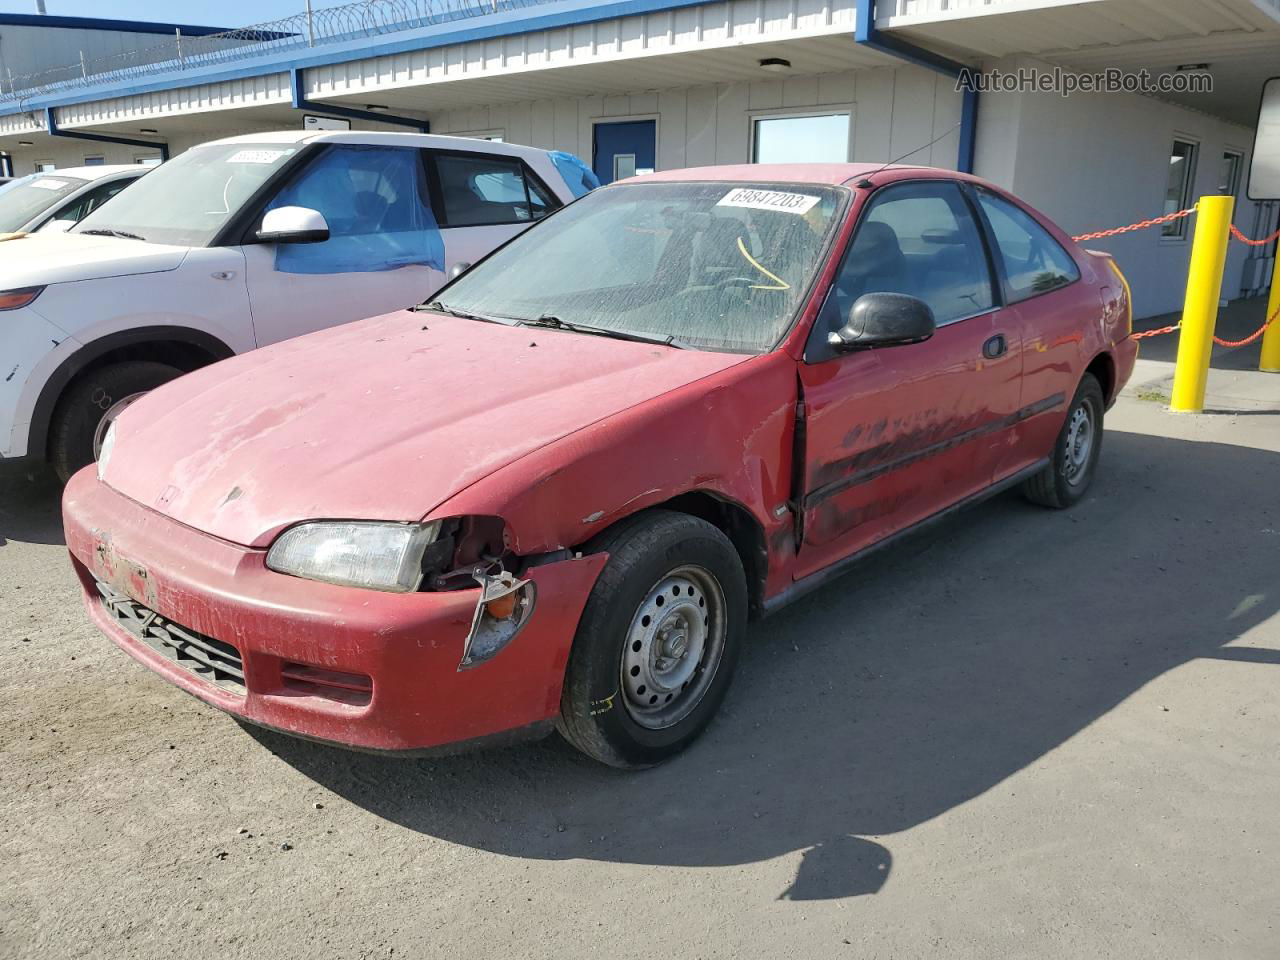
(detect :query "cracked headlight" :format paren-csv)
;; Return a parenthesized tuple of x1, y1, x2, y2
(266, 520, 442, 592)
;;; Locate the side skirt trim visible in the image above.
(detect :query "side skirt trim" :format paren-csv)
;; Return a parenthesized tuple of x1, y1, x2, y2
(763, 458, 1050, 616)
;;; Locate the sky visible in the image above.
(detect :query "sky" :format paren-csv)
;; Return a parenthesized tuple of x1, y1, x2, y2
(0, 1, 307, 27)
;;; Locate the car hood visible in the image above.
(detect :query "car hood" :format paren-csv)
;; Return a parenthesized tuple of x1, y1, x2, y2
(0, 233, 188, 286)
(104, 311, 748, 547)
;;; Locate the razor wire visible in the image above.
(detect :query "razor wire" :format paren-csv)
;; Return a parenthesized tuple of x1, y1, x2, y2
(0, 0, 557, 105)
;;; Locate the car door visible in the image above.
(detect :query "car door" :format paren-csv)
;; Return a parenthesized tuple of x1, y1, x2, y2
(239, 144, 446, 347)
(969, 187, 1090, 479)
(425, 148, 560, 278)
(794, 180, 1022, 581)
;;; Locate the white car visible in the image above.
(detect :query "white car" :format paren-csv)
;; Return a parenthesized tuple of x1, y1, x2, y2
(0, 165, 148, 239)
(0, 130, 597, 479)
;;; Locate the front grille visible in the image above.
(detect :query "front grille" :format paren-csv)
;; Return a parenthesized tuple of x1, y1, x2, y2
(96, 581, 245, 694)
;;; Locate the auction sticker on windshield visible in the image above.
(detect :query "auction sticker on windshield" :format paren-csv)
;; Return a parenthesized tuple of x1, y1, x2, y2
(717, 187, 821, 215)
(227, 149, 293, 165)
(29, 178, 70, 191)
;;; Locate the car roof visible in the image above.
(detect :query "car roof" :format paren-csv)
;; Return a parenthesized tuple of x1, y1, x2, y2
(626, 163, 963, 187)
(202, 129, 558, 162)
(36, 164, 145, 181)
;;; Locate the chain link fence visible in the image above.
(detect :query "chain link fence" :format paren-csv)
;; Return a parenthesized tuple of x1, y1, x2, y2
(0, 0, 557, 105)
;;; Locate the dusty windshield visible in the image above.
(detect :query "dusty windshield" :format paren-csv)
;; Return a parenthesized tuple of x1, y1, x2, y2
(0, 174, 86, 232)
(73, 142, 300, 247)
(436, 181, 846, 353)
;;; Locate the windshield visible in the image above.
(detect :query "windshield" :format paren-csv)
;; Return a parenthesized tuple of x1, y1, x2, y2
(74, 142, 301, 246)
(436, 181, 846, 353)
(0, 174, 86, 232)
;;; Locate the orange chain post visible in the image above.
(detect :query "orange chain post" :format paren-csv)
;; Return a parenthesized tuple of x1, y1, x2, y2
(1171, 196, 1234, 413)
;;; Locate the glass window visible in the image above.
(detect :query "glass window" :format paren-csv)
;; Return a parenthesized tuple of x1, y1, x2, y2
(0, 173, 87, 233)
(1218, 151, 1243, 198)
(265, 144, 443, 275)
(976, 190, 1080, 303)
(75, 141, 301, 247)
(83, 155, 106, 166)
(819, 181, 993, 336)
(35, 162, 56, 173)
(431, 152, 557, 226)
(753, 114, 850, 164)
(135, 155, 163, 167)
(437, 181, 846, 353)
(1163, 139, 1198, 238)
(44, 177, 134, 228)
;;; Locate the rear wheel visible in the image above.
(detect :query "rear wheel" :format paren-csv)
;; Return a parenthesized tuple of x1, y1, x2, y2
(1021, 372, 1104, 509)
(556, 510, 748, 768)
(49, 360, 182, 482)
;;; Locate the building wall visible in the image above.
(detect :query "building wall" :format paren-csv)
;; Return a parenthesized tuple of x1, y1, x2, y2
(425, 64, 964, 171)
(974, 55, 1271, 318)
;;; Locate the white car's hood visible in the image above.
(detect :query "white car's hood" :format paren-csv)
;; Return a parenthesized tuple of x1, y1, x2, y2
(0, 233, 189, 286)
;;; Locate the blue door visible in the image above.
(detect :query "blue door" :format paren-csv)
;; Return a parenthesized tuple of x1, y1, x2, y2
(592, 120, 656, 185)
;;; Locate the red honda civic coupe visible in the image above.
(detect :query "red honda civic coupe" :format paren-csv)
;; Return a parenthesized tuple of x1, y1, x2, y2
(64, 163, 1135, 767)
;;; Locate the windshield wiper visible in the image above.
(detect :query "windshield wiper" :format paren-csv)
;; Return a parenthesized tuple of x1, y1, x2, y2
(79, 228, 147, 242)
(419, 300, 507, 324)
(517, 314, 685, 349)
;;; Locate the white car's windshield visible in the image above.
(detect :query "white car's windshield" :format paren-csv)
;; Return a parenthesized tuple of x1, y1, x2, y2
(0, 174, 87, 232)
(74, 142, 300, 246)
(435, 181, 846, 353)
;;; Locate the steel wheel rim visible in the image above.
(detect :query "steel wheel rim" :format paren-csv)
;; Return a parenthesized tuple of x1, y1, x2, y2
(620, 564, 727, 730)
(1063, 403, 1094, 486)
(92, 392, 147, 460)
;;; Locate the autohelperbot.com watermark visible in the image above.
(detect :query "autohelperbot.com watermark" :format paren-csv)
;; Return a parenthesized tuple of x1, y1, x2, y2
(956, 66, 1213, 97)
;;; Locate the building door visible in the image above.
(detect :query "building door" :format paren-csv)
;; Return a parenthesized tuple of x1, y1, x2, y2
(592, 120, 656, 185)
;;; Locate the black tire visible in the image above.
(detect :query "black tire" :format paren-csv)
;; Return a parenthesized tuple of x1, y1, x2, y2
(49, 360, 183, 483)
(1022, 372, 1105, 509)
(556, 510, 748, 768)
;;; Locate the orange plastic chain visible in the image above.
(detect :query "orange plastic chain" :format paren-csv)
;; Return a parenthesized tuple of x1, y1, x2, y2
(1211, 303, 1280, 348)
(1229, 224, 1280, 247)
(1126, 304, 1280, 347)
(1130, 324, 1179, 341)
(1072, 207, 1197, 243)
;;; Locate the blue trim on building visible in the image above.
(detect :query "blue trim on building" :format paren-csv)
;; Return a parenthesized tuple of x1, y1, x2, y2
(45, 108, 169, 161)
(0, 13, 233, 36)
(0, 0, 708, 119)
(853, 0, 978, 174)
(290, 69, 428, 133)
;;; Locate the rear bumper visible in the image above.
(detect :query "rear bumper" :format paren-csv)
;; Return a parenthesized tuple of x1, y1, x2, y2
(1111, 334, 1139, 406)
(63, 468, 605, 753)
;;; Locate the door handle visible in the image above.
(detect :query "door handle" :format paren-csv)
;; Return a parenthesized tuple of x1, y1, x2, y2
(982, 334, 1008, 359)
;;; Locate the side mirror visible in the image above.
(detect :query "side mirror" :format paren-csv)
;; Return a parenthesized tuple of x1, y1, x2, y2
(40, 219, 75, 234)
(828, 292, 935, 352)
(449, 261, 472, 280)
(257, 206, 330, 244)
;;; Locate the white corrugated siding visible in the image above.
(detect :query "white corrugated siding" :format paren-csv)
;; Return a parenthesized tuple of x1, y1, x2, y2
(55, 72, 292, 128)
(307, 0, 859, 98)
(427, 64, 964, 170)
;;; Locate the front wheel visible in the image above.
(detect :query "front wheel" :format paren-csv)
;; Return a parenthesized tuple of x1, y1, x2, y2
(1021, 372, 1104, 509)
(556, 510, 748, 768)
(48, 360, 183, 483)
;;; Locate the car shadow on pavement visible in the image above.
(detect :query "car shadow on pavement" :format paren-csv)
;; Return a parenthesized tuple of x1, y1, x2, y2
(235, 430, 1280, 900)
(0, 458, 64, 547)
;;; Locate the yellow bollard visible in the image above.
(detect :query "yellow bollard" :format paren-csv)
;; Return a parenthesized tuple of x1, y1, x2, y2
(1170, 195, 1234, 413)
(1260, 253, 1280, 374)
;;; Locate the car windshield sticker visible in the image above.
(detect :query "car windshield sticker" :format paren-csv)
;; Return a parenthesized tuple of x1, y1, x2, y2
(227, 149, 292, 165)
(717, 188, 821, 216)
(29, 178, 70, 191)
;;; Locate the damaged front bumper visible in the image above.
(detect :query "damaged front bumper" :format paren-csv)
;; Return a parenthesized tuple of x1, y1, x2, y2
(62, 469, 606, 753)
